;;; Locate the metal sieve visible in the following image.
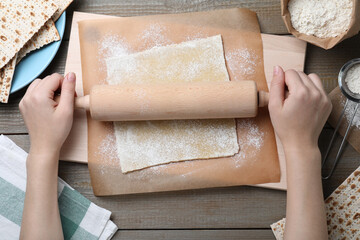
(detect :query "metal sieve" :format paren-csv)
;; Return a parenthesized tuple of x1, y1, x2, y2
(338, 58, 360, 103)
(322, 58, 360, 179)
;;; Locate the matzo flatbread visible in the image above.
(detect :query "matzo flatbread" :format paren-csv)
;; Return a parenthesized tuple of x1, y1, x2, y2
(52, 0, 74, 21)
(0, 55, 17, 103)
(271, 166, 360, 239)
(0, 0, 58, 69)
(270, 218, 285, 240)
(17, 19, 60, 64)
(106, 35, 239, 173)
(18, 0, 75, 63)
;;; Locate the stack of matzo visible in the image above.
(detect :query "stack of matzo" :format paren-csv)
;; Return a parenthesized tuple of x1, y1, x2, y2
(0, 0, 73, 103)
(271, 166, 360, 239)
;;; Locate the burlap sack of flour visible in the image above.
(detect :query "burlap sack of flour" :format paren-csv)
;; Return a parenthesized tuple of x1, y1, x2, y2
(281, 0, 360, 50)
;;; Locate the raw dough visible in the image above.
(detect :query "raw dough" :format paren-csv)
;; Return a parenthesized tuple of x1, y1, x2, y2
(106, 35, 239, 173)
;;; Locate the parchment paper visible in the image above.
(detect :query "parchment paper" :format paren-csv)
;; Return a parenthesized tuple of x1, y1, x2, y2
(78, 8, 280, 196)
(281, 0, 360, 50)
(328, 87, 360, 154)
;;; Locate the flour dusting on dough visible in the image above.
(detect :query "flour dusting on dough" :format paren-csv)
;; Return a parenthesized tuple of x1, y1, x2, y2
(113, 119, 238, 173)
(95, 131, 200, 179)
(105, 35, 239, 173)
(231, 120, 264, 168)
(106, 35, 229, 85)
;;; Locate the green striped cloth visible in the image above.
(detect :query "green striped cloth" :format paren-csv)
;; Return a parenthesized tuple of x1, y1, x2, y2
(0, 135, 118, 239)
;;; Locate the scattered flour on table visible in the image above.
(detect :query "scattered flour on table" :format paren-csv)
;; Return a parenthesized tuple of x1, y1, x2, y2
(343, 99, 360, 129)
(97, 34, 132, 78)
(345, 64, 360, 94)
(140, 23, 172, 49)
(185, 31, 207, 41)
(225, 48, 259, 79)
(95, 133, 120, 175)
(99, 35, 131, 58)
(288, 0, 353, 38)
(231, 120, 264, 168)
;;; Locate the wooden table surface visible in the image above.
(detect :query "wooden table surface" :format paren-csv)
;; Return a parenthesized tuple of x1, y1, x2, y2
(2, 1, 360, 239)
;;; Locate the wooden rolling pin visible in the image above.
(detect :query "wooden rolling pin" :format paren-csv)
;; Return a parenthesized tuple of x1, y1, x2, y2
(74, 81, 269, 121)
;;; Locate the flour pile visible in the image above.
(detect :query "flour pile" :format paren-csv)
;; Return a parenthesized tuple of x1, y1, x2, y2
(288, 0, 353, 38)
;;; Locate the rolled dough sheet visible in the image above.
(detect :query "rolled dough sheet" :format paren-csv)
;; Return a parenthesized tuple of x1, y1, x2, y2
(105, 35, 239, 173)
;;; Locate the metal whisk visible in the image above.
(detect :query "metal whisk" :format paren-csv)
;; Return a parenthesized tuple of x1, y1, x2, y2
(322, 58, 360, 179)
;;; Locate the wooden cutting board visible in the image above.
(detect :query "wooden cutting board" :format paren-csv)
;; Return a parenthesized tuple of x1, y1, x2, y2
(61, 11, 307, 191)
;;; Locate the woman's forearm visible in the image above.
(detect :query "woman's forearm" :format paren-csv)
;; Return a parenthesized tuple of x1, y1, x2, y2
(20, 149, 63, 240)
(284, 147, 328, 240)
(19, 73, 76, 239)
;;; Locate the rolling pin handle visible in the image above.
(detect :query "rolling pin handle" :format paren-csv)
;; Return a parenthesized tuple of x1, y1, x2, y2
(54, 95, 90, 111)
(258, 91, 269, 108)
(74, 95, 90, 111)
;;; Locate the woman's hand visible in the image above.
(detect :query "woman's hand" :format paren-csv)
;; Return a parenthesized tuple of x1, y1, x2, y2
(19, 73, 74, 240)
(19, 73, 76, 155)
(268, 66, 332, 151)
(268, 66, 330, 240)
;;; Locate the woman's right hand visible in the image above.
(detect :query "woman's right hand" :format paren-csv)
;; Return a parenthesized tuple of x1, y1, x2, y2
(268, 66, 332, 152)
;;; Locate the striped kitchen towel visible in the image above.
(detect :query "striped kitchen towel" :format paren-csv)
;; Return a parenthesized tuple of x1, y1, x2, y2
(0, 135, 118, 239)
